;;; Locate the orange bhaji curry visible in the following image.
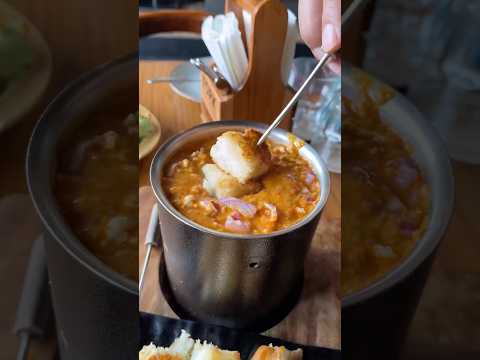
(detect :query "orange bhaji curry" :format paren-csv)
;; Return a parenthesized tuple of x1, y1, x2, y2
(162, 129, 320, 235)
(342, 95, 429, 295)
(56, 96, 138, 280)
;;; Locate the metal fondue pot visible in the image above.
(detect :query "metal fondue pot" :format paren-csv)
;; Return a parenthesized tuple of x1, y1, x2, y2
(27, 55, 138, 360)
(150, 121, 331, 330)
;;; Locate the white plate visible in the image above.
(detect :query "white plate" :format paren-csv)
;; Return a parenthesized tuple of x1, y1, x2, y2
(0, 1, 52, 132)
(169, 57, 211, 103)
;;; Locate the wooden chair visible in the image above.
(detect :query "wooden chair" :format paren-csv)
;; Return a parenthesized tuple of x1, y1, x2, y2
(139, 9, 210, 36)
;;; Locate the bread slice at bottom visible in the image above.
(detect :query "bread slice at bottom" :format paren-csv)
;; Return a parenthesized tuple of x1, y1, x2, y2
(251, 345, 303, 360)
(190, 340, 241, 360)
(139, 330, 194, 360)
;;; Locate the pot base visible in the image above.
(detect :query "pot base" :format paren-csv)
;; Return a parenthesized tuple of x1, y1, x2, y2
(158, 255, 304, 332)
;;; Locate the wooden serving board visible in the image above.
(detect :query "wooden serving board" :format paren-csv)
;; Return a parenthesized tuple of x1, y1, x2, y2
(139, 60, 341, 350)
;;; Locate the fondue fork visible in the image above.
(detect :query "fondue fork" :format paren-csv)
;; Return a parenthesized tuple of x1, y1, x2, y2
(190, 58, 232, 92)
(14, 237, 53, 360)
(139, 204, 160, 294)
(257, 0, 368, 146)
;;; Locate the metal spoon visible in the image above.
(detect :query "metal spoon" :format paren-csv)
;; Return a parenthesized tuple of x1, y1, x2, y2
(146, 77, 199, 84)
(257, 0, 367, 146)
(190, 58, 232, 91)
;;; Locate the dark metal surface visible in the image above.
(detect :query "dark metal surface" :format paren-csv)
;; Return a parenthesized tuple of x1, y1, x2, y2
(140, 312, 341, 359)
(27, 55, 139, 360)
(343, 255, 435, 359)
(150, 121, 330, 329)
(140, 37, 209, 61)
(157, 253, 304, 332)
(139, 37, 313, 61)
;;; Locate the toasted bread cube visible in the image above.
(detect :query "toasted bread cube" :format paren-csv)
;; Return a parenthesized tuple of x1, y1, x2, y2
(251, 345, 303, 360)
(210, 129, 271, 184)
(202, 164, 258, 199)
(191, 341, 241, 360)
(139, 330, 194, 360)
(169, 330, 195, 358)
(139, 343, 183, 360)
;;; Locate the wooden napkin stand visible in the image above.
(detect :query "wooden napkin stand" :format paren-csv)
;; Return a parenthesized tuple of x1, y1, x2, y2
(200, 0, 293, 129)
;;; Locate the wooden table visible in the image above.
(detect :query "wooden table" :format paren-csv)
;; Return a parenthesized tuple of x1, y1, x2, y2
(0, 1, 136, 359)
(139, 59, 341, 350)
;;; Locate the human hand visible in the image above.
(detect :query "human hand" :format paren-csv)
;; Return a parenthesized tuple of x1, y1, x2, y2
(299, 0, 341, 72)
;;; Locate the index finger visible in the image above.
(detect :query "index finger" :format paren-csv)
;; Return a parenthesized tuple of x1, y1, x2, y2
(321, 0, 341, 52)
(298, 0, 324, 52)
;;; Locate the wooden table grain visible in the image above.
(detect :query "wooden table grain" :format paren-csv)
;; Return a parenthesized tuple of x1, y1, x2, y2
(139, 59, 341, 349)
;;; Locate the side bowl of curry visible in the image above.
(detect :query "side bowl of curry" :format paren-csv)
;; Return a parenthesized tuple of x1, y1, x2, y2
(342, 65, 454, 307)
(26, 55, 139, 359)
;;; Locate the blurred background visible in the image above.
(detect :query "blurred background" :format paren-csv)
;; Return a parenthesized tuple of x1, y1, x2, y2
(0, 0, 136, 358)
(346, 0, 479, 358)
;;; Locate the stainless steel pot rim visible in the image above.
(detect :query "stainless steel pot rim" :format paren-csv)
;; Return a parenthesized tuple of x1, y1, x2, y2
(27, 54, 138, 296)
(150, 120, 331, 240)
(342, 65, 455, 307)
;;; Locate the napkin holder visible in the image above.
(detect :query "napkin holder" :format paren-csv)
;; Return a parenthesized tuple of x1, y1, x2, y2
(200, 0, 293, 129)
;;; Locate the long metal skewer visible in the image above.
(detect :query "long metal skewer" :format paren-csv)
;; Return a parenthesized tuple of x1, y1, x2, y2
(257, 0, 367, 146)
(256, 52, 331, 146)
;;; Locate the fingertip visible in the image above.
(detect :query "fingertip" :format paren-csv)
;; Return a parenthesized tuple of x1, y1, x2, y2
(312, 47, 326, 61)
(312, 48, 341, 74)
(321, 23, 341, 53)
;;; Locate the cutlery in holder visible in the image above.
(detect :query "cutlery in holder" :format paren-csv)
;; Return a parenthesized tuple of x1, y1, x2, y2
(200, 0, 294, 128)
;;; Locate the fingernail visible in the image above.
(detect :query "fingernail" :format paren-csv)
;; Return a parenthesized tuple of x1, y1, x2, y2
(322, 23, 338, 53)
(312, 47, 326, 61)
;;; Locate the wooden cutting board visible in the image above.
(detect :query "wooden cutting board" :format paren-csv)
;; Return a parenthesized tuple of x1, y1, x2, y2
(139, 59, 341, 350)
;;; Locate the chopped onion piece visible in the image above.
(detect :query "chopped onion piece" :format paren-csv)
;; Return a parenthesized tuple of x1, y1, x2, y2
(225, 216, 251, 233)
(218, 197, 257, 218)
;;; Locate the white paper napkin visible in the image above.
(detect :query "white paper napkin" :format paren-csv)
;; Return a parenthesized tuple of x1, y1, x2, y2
(201, 12, 248, 90)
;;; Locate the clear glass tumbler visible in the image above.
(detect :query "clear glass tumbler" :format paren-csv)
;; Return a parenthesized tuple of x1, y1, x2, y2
(289, 57, 341, 173)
